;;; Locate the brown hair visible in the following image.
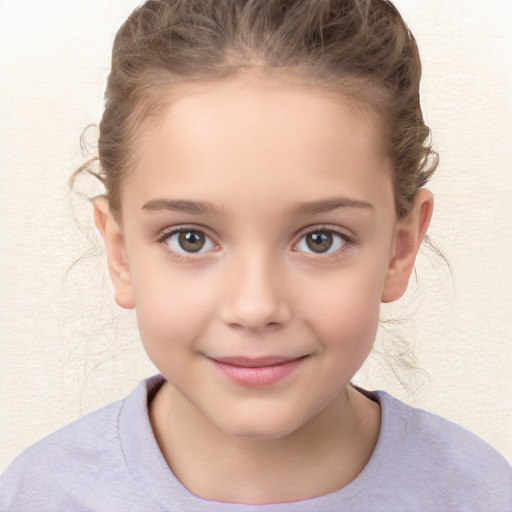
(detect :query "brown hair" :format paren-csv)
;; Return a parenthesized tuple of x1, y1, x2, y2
(88, 0, 437, 217)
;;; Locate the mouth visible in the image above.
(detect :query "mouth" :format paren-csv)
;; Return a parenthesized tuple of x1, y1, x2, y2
(208, 355, 309, 388)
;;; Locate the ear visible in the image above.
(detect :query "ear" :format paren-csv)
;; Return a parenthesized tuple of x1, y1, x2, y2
(93, 196, 135, 309)
(381, 188, 434, 303)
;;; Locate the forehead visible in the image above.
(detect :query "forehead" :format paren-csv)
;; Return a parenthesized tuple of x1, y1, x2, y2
(122, 76, 393, 217)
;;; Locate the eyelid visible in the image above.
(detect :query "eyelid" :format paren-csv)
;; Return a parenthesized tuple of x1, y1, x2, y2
(157, 223, 216, 239)
(292, 225, 354, 257)
(157, 224, 219, 258)
(294, 224, 354, 242)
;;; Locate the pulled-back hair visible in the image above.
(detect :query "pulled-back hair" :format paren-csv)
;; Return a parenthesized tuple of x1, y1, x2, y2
(94, 0, 437, 216)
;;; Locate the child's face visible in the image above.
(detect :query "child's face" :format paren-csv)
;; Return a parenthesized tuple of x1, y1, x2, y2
(100, 77, 424, 439)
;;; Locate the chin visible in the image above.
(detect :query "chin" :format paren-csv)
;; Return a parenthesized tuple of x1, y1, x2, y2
(214, 408, 308, 441)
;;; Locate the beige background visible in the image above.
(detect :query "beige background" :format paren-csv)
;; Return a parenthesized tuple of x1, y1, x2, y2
(1, 0, 511, 472)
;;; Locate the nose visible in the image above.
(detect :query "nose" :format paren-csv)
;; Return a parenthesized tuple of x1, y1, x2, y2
(219, 251, 292, 332)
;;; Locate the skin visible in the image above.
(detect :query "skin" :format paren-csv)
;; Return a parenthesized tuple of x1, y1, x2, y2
(94, 76, 433, 504)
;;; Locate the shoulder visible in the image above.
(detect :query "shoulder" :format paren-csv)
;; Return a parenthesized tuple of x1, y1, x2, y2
(0, 376, 166, 512)
(376, 391, 510, 471)
(372, 391, 512, 510)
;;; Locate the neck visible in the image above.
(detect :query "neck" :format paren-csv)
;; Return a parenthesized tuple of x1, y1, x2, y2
(149, 382, 380, 505)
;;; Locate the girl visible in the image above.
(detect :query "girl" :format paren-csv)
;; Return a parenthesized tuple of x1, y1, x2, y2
(1, 0, 511, 510)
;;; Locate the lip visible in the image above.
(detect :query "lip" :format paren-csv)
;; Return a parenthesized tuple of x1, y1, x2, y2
(208, 355, 308, 388)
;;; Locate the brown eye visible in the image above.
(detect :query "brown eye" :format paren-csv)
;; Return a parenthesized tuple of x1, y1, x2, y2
(295, 230, 347, 255)
(178, 231, 205, 252)
(306, 232, 334, 253)
(164, 229, 215, 254)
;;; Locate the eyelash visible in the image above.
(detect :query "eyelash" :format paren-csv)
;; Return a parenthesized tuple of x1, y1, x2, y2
(157, 226, 218, 262)
(293, 226, 353, 259)
(157, 225, 353, 261)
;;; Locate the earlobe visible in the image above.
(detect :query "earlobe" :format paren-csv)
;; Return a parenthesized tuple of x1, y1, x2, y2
(381, 188, 434, 303)
(93, 196, 135, 309)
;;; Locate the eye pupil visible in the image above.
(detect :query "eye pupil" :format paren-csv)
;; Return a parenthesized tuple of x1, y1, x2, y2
(306, 232, 333, 253)
(178, 231, 205, 252)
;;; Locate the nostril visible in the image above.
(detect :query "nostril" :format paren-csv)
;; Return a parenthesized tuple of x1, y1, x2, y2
(227, 320, 282, 332)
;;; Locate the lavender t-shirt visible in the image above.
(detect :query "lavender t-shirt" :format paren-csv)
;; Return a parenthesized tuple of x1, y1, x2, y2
(1, 375, 511, 511)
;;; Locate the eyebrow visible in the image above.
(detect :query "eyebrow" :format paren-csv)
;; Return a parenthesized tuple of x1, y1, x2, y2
(142, 198, 223, 215)
(287, 198, 374, 216)
(142, 197, 373, 216)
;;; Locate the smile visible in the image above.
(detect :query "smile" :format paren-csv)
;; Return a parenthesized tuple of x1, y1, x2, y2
(208, 356, 308, 388)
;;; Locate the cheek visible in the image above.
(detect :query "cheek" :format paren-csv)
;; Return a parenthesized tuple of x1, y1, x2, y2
(301, 263, 386, 352)
(312, 284, 381, 388)
(130, 261, 218, 359)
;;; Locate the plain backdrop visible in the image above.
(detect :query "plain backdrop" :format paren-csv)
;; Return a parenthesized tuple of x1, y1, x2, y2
(1, 0, 511, 471)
